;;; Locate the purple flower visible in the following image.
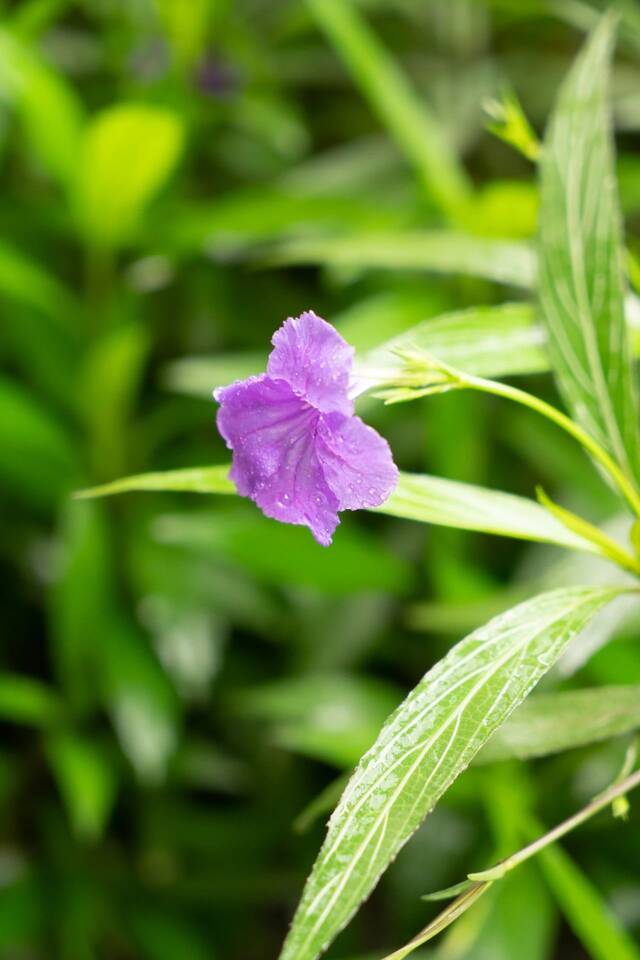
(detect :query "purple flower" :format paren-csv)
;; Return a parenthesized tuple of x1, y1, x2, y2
(215, 311, 398, 545)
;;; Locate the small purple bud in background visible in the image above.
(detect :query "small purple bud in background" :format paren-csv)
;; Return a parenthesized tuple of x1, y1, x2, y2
(215, 312, 398, 546)
(196, 52, 240, 99)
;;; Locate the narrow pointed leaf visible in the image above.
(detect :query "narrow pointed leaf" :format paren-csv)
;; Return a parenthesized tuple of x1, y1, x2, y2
(305, 0, 470, 219)
(162, 304, 544, 400)
(421, 879, 476, 902)
(162, 298, 640, 401)
(272, 231, 535, 287)
(478, 684, 640, 763)
(75, 465, 235, 499)
(75, 466, 599, 557)
(538, 13, 640, 483)
(353, 303, 544, 389)
(382, 883, 493, 960)
(376, 472, 600, 555)
(278, 587, 624, 960)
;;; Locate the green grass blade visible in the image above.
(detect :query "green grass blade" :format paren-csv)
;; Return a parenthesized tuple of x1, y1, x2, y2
(305, 0, 470, 220)
(538, 12, 640, 484)
(278, 587, 624, 960)
(478, 685, 640, 763)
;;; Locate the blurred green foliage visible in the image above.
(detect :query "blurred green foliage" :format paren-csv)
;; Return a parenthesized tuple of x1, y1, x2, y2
(1, 1, 640, 958)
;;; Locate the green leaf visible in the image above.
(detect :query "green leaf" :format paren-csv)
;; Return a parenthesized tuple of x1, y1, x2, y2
(153, 511, 411, 596)
(0, 674, 63, 726)
(422, 879, 476, 902)
(157, 0, 212, 70)
(235, 674, 402, 769)
(305, 0, 470, 220)
(0, 239, 80, 330)
(47, 733, 117, 841)
(271, 231, 535, 287)
(478, 685, 640, 763)
(162, 188, 409, 256)
(0, 28, 83, 186)
(100, 619, 179, 784)
(294, 774, 350, 835)
(76, 464, 600, 557)
(74, 103, 185, 248)
(538, 13, 640, 484)
(278, 587, 624, 960)
(353, 303, 544, 391)
(485, 91, 541, 163)
(443, 868, 554, 960)
(162, 287, 450, 397)
(49, 501, 114, 710)
(75, 465, 235, 499)
(376, 472, 601, 555)
(0, 376, 77, 506)
(80, 322, 150, 478)
(76, 463, 607, 558)
(383, 883, 494, 960)
(161, 295, 640, 402)
(163, 352, 265, 397)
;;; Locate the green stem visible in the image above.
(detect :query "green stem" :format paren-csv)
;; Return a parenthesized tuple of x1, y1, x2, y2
(465, 373, 640, 521)
(469, 766, 640, 882)
(383, 765, 640, 960)
(536, 486, 640, 575)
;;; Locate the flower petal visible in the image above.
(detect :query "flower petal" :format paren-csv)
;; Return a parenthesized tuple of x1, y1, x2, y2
(267, 310, 354, 416)
(215, 375, 340, 545)
(317, 413, 399, 511)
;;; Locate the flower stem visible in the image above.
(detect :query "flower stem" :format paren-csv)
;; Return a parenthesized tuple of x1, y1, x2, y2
(469, 766, 640, 882)
(383, 762, 640, 960)
(376, 350, 640, 540)
(462, 373, 640, 521)
(535, 486, 640, 575)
